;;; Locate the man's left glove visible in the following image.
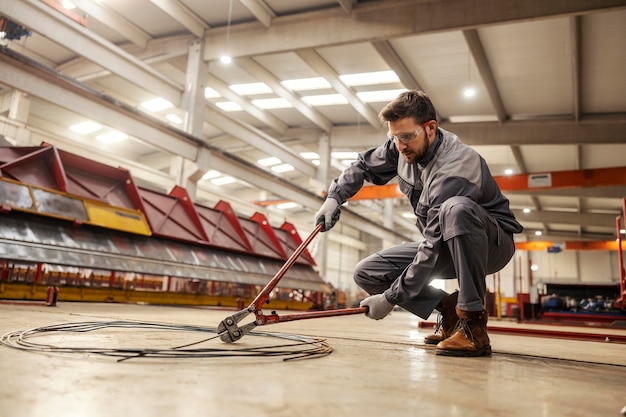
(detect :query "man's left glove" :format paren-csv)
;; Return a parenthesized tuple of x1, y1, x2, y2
(360, 293, 394, 320)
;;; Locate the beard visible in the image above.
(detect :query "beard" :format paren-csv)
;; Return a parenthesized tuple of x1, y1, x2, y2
(400, 139, 429, 164)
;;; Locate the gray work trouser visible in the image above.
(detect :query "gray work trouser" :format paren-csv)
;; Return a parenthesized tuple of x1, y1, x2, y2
(353, 196, 515, 319)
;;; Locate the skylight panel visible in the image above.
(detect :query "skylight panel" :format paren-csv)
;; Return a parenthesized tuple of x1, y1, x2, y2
(229, 82, 272, 95)
(251, 98, 292, 109)
(165, 114, 183, 124)
(201, 170, 221, 180)
(271, 164, 294, 173)
(302, 94, 348, 106)
(211, 176, 237, 185)
(96, 131, 127, 144)
(340, 70, 399, 86)
(258, 157, 282, 166)
(204, 87, 221, 99)
(357, 89, 406, 103)
(215, 102, 242, 112)
(140, 98, 173, 112)
(281, 77, 331, 91)
(69, 121, 102, 135)
(299, 152, 319, 159)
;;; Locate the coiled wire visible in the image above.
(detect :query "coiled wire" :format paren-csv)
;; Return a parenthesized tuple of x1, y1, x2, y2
(0, 320, 333, 362)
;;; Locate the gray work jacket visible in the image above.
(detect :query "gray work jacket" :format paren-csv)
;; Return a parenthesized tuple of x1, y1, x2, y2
(327, 128, 522, 237)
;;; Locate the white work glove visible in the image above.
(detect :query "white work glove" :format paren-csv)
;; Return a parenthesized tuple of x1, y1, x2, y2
(314, 198, 341, 232)
(360, 293, 394, 320)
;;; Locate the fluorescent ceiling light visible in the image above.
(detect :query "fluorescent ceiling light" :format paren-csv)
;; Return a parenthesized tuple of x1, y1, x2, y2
(312, 160, 320, 166)
(215, 102, 242, 112)
(402, 212, 415, 218)
(504, 168, 514, 175)
(331, 151, 359, 159)
(342, 159, 357, 166)
(535, 231, 543, 236)
(204, 87, 221, 99)
(251, 98, 292, 109)
(299, 152, 319, 159)
(271, 164, 294, 173)
(523, 208, 531, 213)
(281, 77, 331, 91)
(276, 202, 299, 210)
(69, 121, 103, 135)
(340, 70, 399, 86)
(165, 114, 183, 124)
(463, 87, 476, 98)
(258, 156, 282, 166)
(96, 131, 127, 144)
(211, 176, 237, 185)
(230, 82, 272, 96)
(201, 170, 221, 180)
(357, 89, 405, 103)
(141, 98, 173, 112)
(220, 55, 232, 64)
(302, 94, 348, 106)
(62, 0, 76, 9)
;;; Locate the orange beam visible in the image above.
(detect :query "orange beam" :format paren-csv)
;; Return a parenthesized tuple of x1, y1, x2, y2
(495, 166, 626, 192)
(253, 199, 292, 207)
(252, 167, 626, 206)
(515, 241, 626, 251)
(348, 166, 626, 201)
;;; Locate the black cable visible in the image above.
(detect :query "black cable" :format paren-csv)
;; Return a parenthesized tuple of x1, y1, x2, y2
(0, 320, 332, 362)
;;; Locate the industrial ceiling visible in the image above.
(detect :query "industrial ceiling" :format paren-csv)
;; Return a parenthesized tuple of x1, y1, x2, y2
(0, 0, 625, 247)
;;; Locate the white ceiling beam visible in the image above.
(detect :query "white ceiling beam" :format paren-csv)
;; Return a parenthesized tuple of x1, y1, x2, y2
(239, 0, 275, 28)
(296, 49, 381, 129)
(206, 75, 288, 135)
(56, 34, 193, 81)
(149, 0, 209, 38)
(1, 0, 183, 106)
(371, 40, 424, 92)
(512, 209, 618, 229)
(204, 108, 316, 178)
(235, 57, 333, 132)
(202, 0, 626, 60)
(69, 0, 151, 48)
(463, 29, 507, 124)
(329, 118, 626, 148)
(0, 52, 197, 161)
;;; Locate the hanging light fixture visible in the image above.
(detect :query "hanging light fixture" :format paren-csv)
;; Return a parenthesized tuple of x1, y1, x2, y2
(220, 0, 233, 65)
(463, 52, 476, 98)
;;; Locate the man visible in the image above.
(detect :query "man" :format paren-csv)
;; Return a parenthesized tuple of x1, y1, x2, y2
(314, 90, 522, 357)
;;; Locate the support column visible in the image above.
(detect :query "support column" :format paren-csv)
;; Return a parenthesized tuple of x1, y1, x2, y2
(314, 133, 332, 278)
(8, 91, 32, 145)
(179, 38, 209, 198)
(315, 133, 330, 194)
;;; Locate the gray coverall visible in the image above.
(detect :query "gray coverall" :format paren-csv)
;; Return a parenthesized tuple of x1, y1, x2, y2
(326, 128, 523, 318)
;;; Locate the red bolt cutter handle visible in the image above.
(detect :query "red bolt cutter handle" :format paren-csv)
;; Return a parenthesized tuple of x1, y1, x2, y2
(217, 223, 368, 343)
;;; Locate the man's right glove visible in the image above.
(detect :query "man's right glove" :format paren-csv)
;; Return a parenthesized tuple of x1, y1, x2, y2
(314, 198, 341, 232)
(360, 293, 394, 320)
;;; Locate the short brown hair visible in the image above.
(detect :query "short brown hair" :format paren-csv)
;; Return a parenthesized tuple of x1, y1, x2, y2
(378, 90, 438, 125)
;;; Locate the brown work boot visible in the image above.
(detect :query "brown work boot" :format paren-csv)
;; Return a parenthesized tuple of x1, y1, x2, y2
(435, 308, 491, 357)
(424, 291, 459, 345)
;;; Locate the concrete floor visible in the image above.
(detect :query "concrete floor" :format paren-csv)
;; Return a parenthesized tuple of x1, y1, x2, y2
(1, 302, 625, 417)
